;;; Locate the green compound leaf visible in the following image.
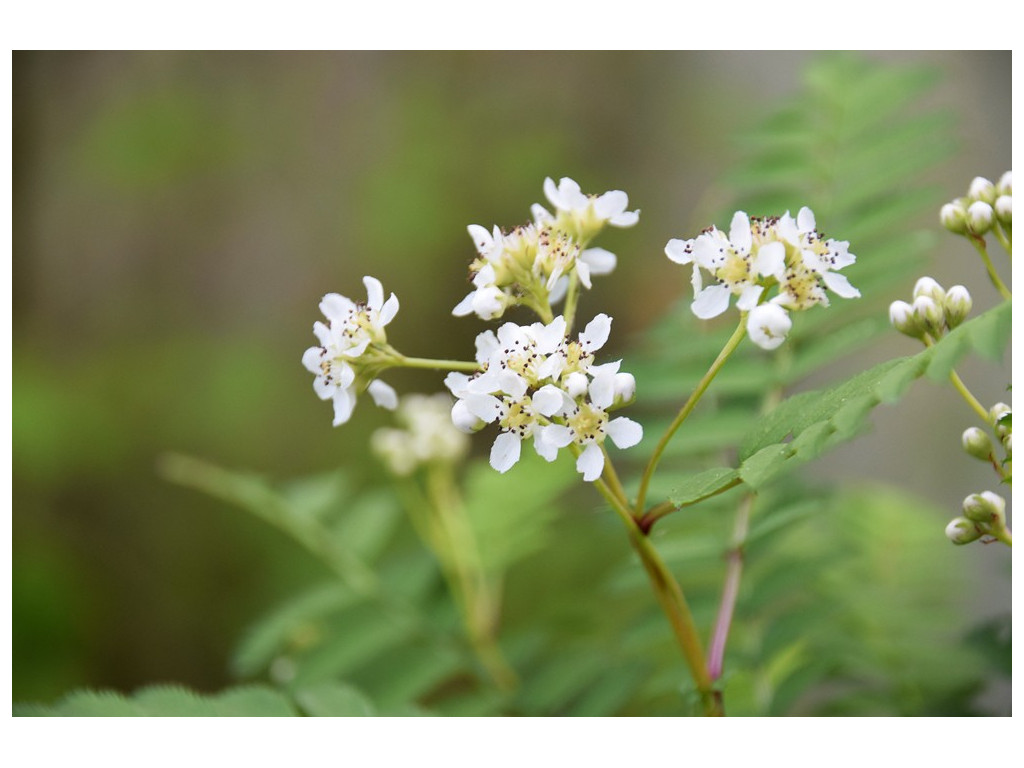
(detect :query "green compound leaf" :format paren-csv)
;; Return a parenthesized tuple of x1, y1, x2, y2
(15, 684, 299, 717)
(733, 301, 1010, 489)
(669, 467, 741, 507)
(293, 682, 377, 716)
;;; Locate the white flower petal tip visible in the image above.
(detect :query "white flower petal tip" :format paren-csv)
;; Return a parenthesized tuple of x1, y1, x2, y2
(575, 443, 606, 482)
(490, 432, 522, 474)
(367, 380, 399, 411)
(665, 239, 693, 265)
(606, 417, 643, 449)
(691, 285, 731, 319)
(747, 304, 792, 351)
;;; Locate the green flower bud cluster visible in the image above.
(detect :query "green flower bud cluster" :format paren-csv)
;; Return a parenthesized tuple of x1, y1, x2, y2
(941, 171, 1011, 236)
(889, 277, 972, 340)
(946, 491, 1010, 546)
(949, 402, 1012, 547)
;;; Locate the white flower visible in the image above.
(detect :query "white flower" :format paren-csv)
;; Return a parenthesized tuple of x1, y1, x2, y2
(302, 276, 400, 426)
(746, 302, 792, 351)
(371, 394, 470, 475)
(666, 207, 859, 350)
(535, 176, 640, 230)
(447, 314, 642, 480)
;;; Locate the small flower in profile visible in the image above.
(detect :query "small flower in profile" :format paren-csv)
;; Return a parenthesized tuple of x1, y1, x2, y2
(302, 276, 400, 426)
(945, 516, 983, 545)
(371, 394, 470, 476)
(666, 207, 859, 350)
(940, 201, 969, 234)
(967, 176, 996, 204)
(533, 176, 640, 243)
(446, 314, 642, 481)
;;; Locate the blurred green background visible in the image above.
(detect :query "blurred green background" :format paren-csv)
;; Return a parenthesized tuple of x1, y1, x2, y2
(12, 51, 1010, 706)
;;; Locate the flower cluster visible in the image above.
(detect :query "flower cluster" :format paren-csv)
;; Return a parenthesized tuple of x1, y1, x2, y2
(371, 394, 471, 476)
(889, 277, 972, 341)
(454, 177, 638, 320)
(940, 171, 1012, 235)
(665, 208, 860, 349)
(445, 314, 642, 481)
(301, 276, 401, 426)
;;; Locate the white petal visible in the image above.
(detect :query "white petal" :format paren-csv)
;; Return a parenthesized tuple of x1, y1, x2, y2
(692, 233, 724, 267)
(543, 177, 560, 208)
(580, 247, 617, 274)
(474, 330, 499, 364)
(465, 392, 503, 422)
(775, 212, 800, 245)
(452, 292, 476, 317)
(341, 338, 370, 358)
(576, 442, 605, 482)
(594, 190, 628, 220)
(331, 386, 357, 426)
(588, 370, 616, 410)
(665, 239, 693, 265)
(379, 293, 400, 326)
(533, 424, 573, 462)
(557, 177, 584, 209)
(312, 320, 333, 347)
(747, 303, 792, 351)
(490, 432, 522, 474)
(363, 276, 384, 312)
(312, 374, 335, 400)
(728, 211, 752, 253)
(537, 352, 565, 381)
(533, 316, 567, 354)
(691, 264, 703, 294)
(548, 275, 569, 305)
(444, 371, 471, 395)
(575, 260, 592, 290)
(467, 223, 493, 254)
(531, 203, 553, 225)
(472, 285, 505, 319)
(533, 384, 568, 417)
(755, 241, 786, 278)
(302, 346, 325, 374)
(609, 210, 640, 228)
(473, 262, 497, 288)
(822, 270, 861, 299)
(367, 380, 398, 410)
(497, 370, 528, 399)
(320, 292, 355, 321)
(800, 248, 826, 272)
(580, 313, 612, 352)
(606, 417, 643, 449)
(691, 284, 731, 319)
(735, 284, 764, 312)
(797, 206, 816, 232)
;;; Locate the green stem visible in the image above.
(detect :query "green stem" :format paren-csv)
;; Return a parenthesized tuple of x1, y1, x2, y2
(562, 272, 581, 335)
(992, 222, 1012, 255)
(424, 464, 518, 691)
(968, 235, 1012, 300)
(707, 494, 754, 682)
(638, 477, 744, 533)
(921, 338, 993, 425)
(581, 457, 722, 716)
(635, 316, 748, 515)
(399, 356, 482, 372)
(990, 524, 1013, 547)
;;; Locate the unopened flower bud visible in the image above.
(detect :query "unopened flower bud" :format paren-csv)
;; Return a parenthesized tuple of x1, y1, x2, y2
(996, 170, 1012, 196)
(913, 276, 946, 303)
(940, 201, 969, 234)
(451, 400, 484, 433)
(968, 176, 996, 204)
(912, 295, 944, 337)
(994, 195, 1012, 226)
(989, 403, 1011, 434)
(889, 300, 923, 338)
(962, 491, 1006, 525)
(961, 427, 993, 461)
(967, 201, 994, 234)
(946, 516, 983, 545)
(612, 372, 636, 407)
(565, 371, 589, 399)
(943, 285, 972, 328)
(1002, 433, 1012, 454)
